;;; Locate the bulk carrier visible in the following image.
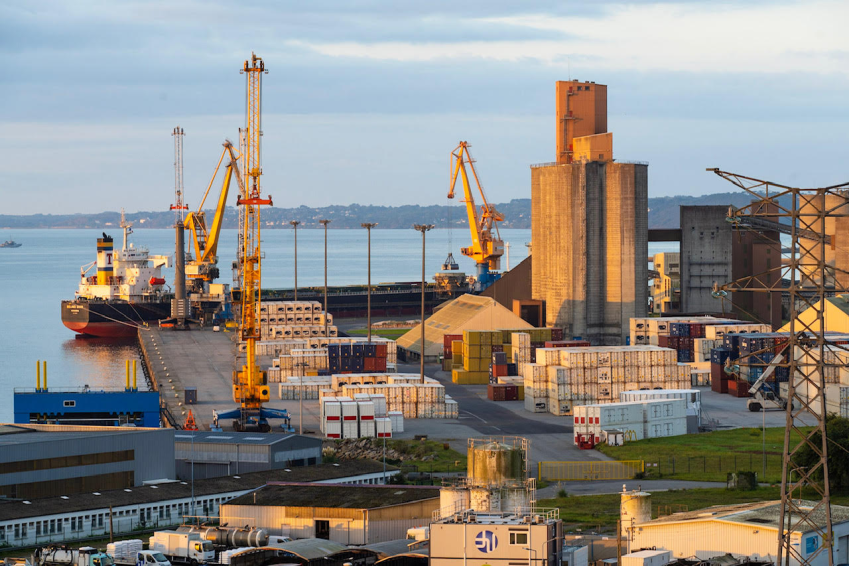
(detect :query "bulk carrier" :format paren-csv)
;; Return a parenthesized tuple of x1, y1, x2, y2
(61, 213, 172, 337)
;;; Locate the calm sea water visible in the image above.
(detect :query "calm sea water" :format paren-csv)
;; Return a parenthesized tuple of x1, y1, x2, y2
(0, 228, 677, 422)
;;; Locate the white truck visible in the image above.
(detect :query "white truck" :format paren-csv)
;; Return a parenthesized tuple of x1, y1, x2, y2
(29, 547, 113, 566)
(149, 532, 214, 566)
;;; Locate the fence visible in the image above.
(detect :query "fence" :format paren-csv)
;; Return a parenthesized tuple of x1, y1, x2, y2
(644, 454, 783, 481)
(538, 460, 644, 481)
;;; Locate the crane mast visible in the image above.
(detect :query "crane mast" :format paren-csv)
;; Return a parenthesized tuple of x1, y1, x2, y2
(448, 141, 504, 292)
(171, 127, 188, 223)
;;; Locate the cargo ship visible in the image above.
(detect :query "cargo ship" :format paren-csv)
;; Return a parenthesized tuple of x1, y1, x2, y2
(61, 213, 172, 337)
(262, 282, 461, 318)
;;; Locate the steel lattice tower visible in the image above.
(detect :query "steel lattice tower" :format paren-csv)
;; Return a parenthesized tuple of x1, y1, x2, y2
(709, 169, 849, 566)
(171, 127, 187, 223)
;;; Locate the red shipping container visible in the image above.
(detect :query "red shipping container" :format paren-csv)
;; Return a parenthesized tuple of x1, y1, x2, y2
(492, 364, 508, 378)
(545, 340, 591, 348)
(487, 384, 507, 401)
(658, 335, 670, 348)
(711, 362, 728, 393)
(551, 328, 564, 341)
(505, 385, 519, 401)
(728, 379, 751, 398)
(668, 336, 680, 349)
(491, 345, 504, 353)
(444, 334, 462, 352)
(363, 357, 376, 372)
(375, 344, 388, 358)
(375, 358, 387, 372)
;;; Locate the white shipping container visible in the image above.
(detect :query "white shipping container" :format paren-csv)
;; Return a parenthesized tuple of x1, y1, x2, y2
(359, 420, 376, 438)
(342, 421, 359, 439)
(324, 420, 342, 439)
(388, 411, 404, 433)
(621, 550, 672, 566)
(376, 417, 392, 438)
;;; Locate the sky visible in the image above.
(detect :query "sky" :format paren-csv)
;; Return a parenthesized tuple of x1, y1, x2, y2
(1, 0, 848, 215)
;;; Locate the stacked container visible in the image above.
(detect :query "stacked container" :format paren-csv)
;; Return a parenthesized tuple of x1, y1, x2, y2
(523, 345, 690, 416)
(258, 300, 339, 340)
(573, 398, 687, 446)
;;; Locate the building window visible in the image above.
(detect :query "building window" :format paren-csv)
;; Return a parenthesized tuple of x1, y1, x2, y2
(14, 525, 20, 539)
(0, 527, 5, 541)
(510, 532, 528, 545)
(63, 400, 76, 407)
(21, 524, 27, 538)
(98, 515, 104, 527)
(50, 520, 56, 533)
(36, 523, 42, 536)
(71, 517, 76, 531)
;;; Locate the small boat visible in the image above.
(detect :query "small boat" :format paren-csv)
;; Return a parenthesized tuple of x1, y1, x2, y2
(0, 239, 21, 248)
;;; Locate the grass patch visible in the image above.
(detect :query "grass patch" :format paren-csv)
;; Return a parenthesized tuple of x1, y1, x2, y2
(347, 328, 410, 339)
(596, 427, 799, 483)
(386, 439, 467, 473)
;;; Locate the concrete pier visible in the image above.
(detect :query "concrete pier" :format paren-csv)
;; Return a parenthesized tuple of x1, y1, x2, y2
(139, 327, 281, 431)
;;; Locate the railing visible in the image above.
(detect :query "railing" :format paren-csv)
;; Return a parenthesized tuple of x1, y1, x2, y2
(530, 160, 649, 169)
(538, 460, 644, 481)
(13, 387, 141, 394)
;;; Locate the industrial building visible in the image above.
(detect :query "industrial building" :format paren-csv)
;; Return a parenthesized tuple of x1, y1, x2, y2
(397, 294, 531, 362)
(220, 483, 440, 544)
(531, 80, 648, 344)
(650, 252, 680, 314)
(0, 424, 174, 499)
(430, 509, 563, 566)
(630, 500, 849, 566)
(174, 431, 323, 480)
(0, 460, 394, 549)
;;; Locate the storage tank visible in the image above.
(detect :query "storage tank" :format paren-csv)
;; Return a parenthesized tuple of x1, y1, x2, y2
(440, 485, 470, 515)
(467, 437, 527, 487)
(470, 487, 501, 512)
(500, 486, 530, 514)
(620, 489, 651, 537)
(176, 525, 269, 548)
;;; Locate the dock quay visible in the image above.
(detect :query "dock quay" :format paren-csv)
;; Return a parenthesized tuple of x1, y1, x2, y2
(139, 327, 261, 431)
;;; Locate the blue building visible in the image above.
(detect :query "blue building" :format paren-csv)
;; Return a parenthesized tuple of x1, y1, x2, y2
(14, 387, 160, 428)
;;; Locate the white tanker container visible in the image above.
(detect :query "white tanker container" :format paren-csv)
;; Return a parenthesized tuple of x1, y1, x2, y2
(175, 526, 269, 549)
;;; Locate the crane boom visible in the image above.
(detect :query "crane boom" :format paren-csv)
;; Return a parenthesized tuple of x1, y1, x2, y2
(447, 141, 505, 291)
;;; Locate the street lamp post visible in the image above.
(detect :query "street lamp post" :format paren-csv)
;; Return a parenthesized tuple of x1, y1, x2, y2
(413, 224, 434, 383)
(319, 220, 331, 338)
(361, 223, 378, 342)
(296, 361, 308, 435)
(289, 221, 301, 301)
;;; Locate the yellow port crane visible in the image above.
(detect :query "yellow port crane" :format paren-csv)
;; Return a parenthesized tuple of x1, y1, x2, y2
(447, 141, 505, 291)
(212, 53, 289, 433)
(183, 140, 242, 292)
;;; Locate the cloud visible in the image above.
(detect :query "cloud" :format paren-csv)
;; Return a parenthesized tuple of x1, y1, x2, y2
(292, 1, 849, 74)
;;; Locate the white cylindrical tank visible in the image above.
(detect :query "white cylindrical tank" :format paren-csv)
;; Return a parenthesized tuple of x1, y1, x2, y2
(440, 486, 470, 514)
(620, 489, 651, 537)
(500, 486, 530, 514)
(470, 487, 501, 512)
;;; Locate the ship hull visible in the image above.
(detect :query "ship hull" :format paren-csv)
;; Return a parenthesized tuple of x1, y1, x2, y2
(62, 299, 171, 337)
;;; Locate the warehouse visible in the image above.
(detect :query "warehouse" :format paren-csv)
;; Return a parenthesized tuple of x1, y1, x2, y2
(397, 294, 531, 362)
(174, 432, 322, 480)
(0, 460, 394, 549)
(221, 483, 440, 544)
(0, 424, 174, 499)
(631, 500, 849, 566)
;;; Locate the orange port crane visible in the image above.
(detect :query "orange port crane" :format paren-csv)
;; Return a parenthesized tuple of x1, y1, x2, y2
(447, 141, 505, 291)
(213, 53, 290, 433)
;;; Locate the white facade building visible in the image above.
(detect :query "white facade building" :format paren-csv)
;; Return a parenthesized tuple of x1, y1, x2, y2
(631, 500, 849, 566)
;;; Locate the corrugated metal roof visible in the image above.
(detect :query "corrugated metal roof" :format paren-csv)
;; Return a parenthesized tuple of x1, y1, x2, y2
(0, 460, 394, 521)
(396, 294, 531, 356)
(275, 538, 347, 560)
(226, 483, 439, 510)
(173, 432, 321, 448)
(640, 500, 849, 531)
(359, 539, 429, 559)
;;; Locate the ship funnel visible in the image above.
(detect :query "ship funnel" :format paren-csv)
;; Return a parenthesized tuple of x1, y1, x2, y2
(96, 235, 114, 285)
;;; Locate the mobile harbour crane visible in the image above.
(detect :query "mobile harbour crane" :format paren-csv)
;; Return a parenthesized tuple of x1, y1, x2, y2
(445, 141, 505, 292)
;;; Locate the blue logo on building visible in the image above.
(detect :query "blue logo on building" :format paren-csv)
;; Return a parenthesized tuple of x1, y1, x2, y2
(475, 530, 498, 553)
